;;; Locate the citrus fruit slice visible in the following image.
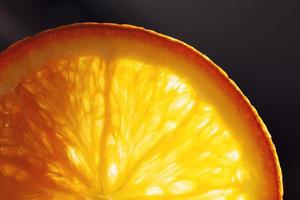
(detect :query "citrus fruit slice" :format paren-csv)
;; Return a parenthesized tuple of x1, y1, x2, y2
(0, 23, 282, 200)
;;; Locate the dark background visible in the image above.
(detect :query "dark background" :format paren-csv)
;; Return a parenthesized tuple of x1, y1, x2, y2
(0, 0, 299, 199)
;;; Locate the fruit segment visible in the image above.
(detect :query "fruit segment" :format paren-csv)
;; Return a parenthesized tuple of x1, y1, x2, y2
(0, 56, 106, 199)
(104, 59, 247, 199)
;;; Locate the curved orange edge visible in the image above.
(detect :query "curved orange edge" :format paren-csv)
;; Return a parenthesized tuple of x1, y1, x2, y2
(0, 22, 283, 199)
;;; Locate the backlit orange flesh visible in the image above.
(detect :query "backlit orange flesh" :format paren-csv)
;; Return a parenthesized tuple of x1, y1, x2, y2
(0, 23, 282, 199)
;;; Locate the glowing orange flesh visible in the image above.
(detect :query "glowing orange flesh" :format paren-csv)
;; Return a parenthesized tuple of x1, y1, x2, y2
(0, 23, 282, 200)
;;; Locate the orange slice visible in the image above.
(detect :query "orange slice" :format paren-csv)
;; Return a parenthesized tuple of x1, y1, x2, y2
(0, 23, 282, 199)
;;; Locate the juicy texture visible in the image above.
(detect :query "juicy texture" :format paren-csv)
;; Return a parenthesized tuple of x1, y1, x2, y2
(0, 23, 282, 200)
(1, 56, 248, 199)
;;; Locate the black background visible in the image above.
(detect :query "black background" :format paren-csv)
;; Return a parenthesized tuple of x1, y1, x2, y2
(0, 0, 299, 199)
